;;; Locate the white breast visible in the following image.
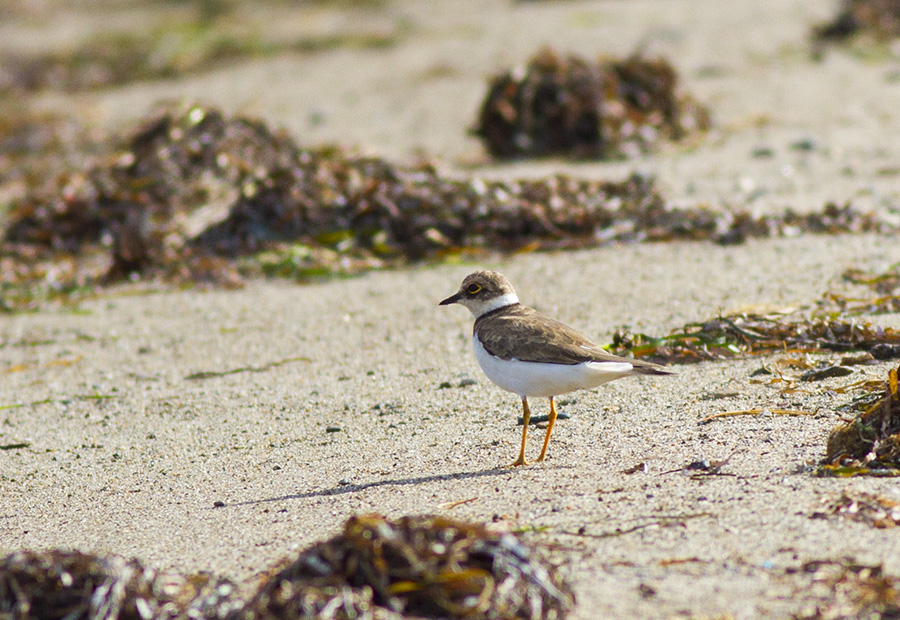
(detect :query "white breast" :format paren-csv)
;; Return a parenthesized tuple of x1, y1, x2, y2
(473, 335, 636, 398)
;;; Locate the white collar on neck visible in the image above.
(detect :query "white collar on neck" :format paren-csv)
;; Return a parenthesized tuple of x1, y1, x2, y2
(471, 292, 519, 318)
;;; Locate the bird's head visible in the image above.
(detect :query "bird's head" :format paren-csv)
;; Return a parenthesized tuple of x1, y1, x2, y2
(439, 270, 519, 318)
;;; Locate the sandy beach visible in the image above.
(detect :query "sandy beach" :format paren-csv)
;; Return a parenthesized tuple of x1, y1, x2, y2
(4, 1, 900, 618)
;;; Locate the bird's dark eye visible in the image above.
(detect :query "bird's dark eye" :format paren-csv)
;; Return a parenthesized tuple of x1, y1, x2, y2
(466, 283, 482, 295)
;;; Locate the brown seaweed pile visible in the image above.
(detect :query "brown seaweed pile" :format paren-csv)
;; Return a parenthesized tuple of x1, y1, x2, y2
(0, 515, 571, 620)
(472, 48, 711, 159)
(815, 490, 900, 528)
(793, 561, 900, 620)
(814, 0, 900, 42)
(242, 514, 573, 620)
(241, 585, 403, 620)
(821, 363, 900, 475)
(1, 101, 667, 294)
(607, 315, 900, 365)
(824, 264, 900, 316)
(844, 264, 900, 296)
(1, 102, 895, 309)
(0, 549, 241, 620)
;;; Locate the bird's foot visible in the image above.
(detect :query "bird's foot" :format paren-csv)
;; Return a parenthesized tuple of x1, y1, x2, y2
(508, 456, 529, 467)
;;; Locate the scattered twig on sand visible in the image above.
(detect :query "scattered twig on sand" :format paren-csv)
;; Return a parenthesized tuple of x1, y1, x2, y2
(0, 392, 115, 411)
(699, 409, 815, 425)
(438, 497, 479, 510)
(185, 355, 310, 380)
(565, 512, 714, 539)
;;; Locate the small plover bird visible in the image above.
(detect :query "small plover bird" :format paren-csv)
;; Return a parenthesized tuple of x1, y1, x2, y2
(440, 270, 673, 466)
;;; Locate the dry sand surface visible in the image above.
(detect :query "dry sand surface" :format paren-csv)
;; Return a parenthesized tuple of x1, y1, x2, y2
(4, 1, 900, 618)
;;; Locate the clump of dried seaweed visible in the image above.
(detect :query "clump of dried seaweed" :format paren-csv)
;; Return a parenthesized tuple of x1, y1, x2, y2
(1, 102, 895, 310)
(792, 561, 900, 620)
(0, 549, 242, 620)
(814, 490, 900, 528)
(814, 0, 900, 42)
(822, 264, 900, 316)
(844, 265, 900, 296)
(472, 47, 711, 159)
(0, 101, 668, 292)
(607, 315, 900, 365)
(172, 572, 244, 620)
(241, 514, 574, 620)
(821, 363, 900, 475)
(0, 109, 640, 302)
(238, 584, 402, 620)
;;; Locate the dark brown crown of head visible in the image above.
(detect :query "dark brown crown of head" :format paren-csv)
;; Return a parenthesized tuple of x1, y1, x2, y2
(458, 270, 516, 300)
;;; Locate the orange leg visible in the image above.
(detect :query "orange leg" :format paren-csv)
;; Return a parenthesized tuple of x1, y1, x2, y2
(509, 397, 531, 467)
(536, 396, 558, 462)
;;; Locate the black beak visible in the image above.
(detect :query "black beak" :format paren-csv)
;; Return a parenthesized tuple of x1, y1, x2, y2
(439, 292, 461, 306)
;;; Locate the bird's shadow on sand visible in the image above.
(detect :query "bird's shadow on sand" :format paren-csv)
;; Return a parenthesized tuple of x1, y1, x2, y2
(224, 466, 522, 508)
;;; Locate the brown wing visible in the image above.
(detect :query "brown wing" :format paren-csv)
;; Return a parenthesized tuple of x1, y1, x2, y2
(476, 306, 670, 374)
